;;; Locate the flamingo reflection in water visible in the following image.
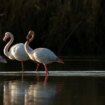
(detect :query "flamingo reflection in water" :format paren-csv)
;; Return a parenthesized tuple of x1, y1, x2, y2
(24, 76, 56, 105)
(35, 72, 49, 85)
(24, 30, 64, 75)
(3, 74, 63, 105)
(3, 80, 26, 105)
(3, 75, 49, 105)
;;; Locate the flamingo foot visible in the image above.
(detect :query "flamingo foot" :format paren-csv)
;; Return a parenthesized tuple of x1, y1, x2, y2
(44, 64, 49, 75)
(35, 63, 40, 72)
(21, 61, 24, 81)
(35, 72, 40, 82)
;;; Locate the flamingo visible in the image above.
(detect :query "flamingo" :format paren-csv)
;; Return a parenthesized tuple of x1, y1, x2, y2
(3, 32, 30, 78)
(0, 55, 7, 63)
(24, 30, 64, 75)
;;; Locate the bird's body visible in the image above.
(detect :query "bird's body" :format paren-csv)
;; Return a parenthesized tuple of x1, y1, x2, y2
(9, 43, 29, 61)
(3, 32, 30, 79)
(30, 48, 60, 64)
(24, 30, 64, 75)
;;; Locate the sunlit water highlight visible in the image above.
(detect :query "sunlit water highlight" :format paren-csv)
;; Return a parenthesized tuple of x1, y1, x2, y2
(0, 71, 105, 77)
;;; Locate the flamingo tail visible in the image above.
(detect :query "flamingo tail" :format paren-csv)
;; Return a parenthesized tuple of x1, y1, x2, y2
(56, 57, 64, 64)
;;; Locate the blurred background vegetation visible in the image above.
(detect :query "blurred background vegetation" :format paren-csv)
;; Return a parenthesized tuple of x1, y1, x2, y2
(0, 0, 105, 57)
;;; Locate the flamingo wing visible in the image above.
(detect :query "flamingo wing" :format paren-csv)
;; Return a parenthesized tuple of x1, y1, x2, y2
(11, 43, 29, 61)
(33, 48, 58, 64)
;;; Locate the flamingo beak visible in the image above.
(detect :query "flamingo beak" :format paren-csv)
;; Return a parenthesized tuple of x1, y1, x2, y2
(3, 34, 8, 42)
(26, 36, 28, 40)
(3, 37, 5, 42)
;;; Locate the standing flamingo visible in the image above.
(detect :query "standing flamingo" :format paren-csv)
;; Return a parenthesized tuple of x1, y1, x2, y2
(24, 30, 64, 75)
(3, 32, 30, 78)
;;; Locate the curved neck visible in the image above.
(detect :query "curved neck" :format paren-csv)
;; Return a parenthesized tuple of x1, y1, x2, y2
(24, 41, 34, 60)
(3, 35, 14, 58)
(24, 33, 35, 60)
(24, 41, 31, 54)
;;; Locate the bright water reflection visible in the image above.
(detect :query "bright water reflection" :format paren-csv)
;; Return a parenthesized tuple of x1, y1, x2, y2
(1, 76, 105, 105)
(3, 75, 61, 105)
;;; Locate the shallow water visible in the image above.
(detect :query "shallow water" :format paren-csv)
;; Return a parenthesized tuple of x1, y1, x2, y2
(0, 75, 105, 105)
(0, 59, 105, 105)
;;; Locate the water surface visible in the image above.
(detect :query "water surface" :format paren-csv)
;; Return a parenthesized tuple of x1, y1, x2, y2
(0, 75, 105, 105)
(0, 59, 105, 105)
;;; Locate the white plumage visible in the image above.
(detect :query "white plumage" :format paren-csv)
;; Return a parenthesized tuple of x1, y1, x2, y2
(10, 43, 29, 61)
(24, 30, 64, 75)
(32, 48, 59, 64)
(3, 32, 30, 79)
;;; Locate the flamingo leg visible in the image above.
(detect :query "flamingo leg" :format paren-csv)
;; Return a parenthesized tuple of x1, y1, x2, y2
(35, 63, 40, 81)
(43, 64, 49, 75)
(35, 63, 40, 72)
(21, 61, 24, 80)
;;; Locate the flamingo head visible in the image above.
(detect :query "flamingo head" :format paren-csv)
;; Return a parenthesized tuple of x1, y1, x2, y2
(26, 30, 35, 42)
(3, 32, 13, 42)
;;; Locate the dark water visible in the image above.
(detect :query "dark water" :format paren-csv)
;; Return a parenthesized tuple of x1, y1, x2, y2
(0, 59, 105, 105)
(0, 75, 105, 105)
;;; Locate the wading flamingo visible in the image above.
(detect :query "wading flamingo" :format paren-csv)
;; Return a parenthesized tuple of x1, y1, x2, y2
(24, 30, 64, 75)
(3, 32, 30, 79)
